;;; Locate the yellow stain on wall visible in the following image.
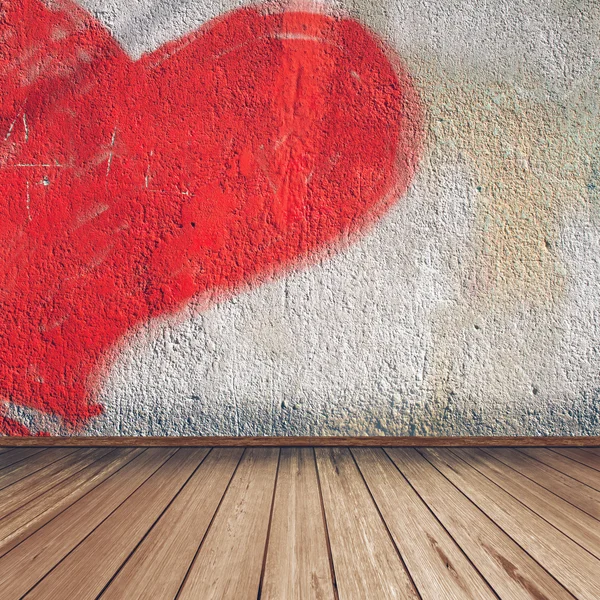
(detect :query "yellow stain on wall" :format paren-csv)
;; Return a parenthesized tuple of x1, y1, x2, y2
(402, 60, 599, 429)
(415, 61, 597, 306)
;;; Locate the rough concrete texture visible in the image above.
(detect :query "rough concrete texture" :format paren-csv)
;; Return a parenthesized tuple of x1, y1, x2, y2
(1, 0, 599, 436)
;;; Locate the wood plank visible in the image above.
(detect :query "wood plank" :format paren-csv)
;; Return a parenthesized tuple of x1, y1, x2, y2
(177, 448, 279, 600)
(421, 448, 600, 600)
(454, 448, 600, 558)
(0, 448, 142, 555)
(100, 448, 243, 600)
(0, 448, 76, 491)
(553, 448, 600, 471)
(0, 436, 599, 447)
(386, 448, 573, 600)
(0, 448, 45, 469)
(352, 447, 496, 600)
(25, 448, 210, 600)
(483, 448, 600, 519)
(579, 447, 600, 459)
(520, 448, 600, 491)
(0, 448, 176, 599)
(315, 447, 419, 600)
(261, 448, 335, 600)
(0, 448, 109, 518)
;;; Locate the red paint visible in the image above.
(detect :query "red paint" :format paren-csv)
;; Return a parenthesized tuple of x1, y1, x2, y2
(0, 0, 423, 434)
(0, 415, 49, 437)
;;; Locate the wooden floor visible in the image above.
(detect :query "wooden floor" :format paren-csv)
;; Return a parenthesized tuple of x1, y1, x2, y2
(0, 447, 598, 599)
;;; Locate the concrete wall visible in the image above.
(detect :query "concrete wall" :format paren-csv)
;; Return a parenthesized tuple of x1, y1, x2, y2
(1, 0, 599, 436)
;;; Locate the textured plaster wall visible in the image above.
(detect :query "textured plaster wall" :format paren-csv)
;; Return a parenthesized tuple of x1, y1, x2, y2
(2, 0, 599, 436)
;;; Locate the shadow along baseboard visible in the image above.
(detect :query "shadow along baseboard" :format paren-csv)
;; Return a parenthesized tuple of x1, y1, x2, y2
(0, 436, 598, 446)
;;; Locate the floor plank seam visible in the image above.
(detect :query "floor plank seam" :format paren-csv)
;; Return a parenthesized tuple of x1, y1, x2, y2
(448, 449, 600, 561)
(381, 448, 502, 600)
(349, 448, 423, 600)
(551, 449, 600, 472)
(173, 448, 247, 600)
(14, 448, 177, 598)
(256, 448, 281, 600)
(0, 448, 78, 493)
(313, 448, 340, 600)
(519, 449, 600, 491)
(0, 448, 138, 559)
(414, 448, 577, 598)
(0, 449, 46, 472)
(96, 448, 214, 600)
(515, 448, 600, 489)
(0, 448, 114, 524)
(480, 448, 600, 522)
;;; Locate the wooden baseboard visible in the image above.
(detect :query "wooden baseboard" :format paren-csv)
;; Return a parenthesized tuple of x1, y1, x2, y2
(0, 436, 598, 447)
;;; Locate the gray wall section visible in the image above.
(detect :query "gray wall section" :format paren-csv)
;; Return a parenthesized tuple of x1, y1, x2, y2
(18, 0, 600, 436)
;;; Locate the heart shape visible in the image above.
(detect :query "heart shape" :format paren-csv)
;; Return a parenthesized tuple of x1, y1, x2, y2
(0, 0, 423, 434)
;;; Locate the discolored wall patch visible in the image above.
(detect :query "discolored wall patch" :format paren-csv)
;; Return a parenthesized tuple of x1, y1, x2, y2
(1, 0, 599, 437)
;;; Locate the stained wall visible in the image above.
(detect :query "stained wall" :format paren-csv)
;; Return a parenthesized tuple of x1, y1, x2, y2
(1, 0, 599, 436)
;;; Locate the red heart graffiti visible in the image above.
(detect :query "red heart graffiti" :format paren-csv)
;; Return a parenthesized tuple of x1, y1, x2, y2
(0, 0, 423, 434)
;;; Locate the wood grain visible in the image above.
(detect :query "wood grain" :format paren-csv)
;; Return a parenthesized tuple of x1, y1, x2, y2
(453, 448, 600, 558)
(519, 448, 600, 491)
(25, 448, 209, 600)
(261, 448, 336, 600)
(0, 445, 597, 598)
(552, 448, 600, 471)
(177, 448, 279, 600)
(316, 447, 419, 600)
(0, 448, 108, 519)
(101, 448, 243, 600)
(0, 436, 598, 447)
(0, 447, 44, 468)
(0, 448, 176, 599)
(421, 448, 600, 600)
(481, 447, 600, 519)
(0, 447, 75, 491)
(352, 447, 495, 600)
(0, 448, 141, 555)
(386, 447, 573, 600)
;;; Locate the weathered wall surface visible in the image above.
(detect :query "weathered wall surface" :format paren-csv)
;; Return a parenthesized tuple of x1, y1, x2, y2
(1, 0, 599, 436)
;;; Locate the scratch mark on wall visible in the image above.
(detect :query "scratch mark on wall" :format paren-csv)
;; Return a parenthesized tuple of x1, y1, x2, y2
(145, 149, 153, 188)
(25, 180, 31, 222)
(22, 113, 28, 142)
(4, 114, 18, 141)
(15, 163, 64, 167)
(0, 0, 423, 434)
(106, 126, 117, 177)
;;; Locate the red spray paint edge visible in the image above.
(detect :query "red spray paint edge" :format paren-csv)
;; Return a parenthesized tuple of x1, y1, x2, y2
(0, 0, 423, 434)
